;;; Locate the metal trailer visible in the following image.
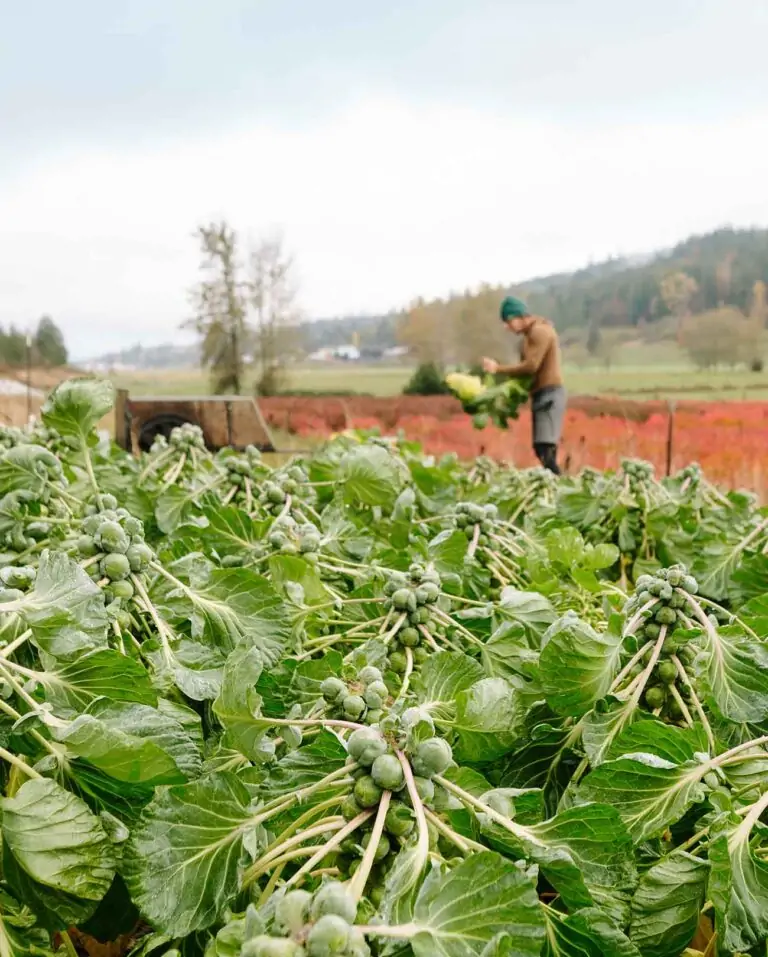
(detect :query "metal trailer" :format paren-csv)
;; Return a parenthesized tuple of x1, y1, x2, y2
(115, 390, 280, 453)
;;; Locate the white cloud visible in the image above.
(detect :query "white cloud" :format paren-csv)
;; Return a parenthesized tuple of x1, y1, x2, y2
(1, 96, 767, 357)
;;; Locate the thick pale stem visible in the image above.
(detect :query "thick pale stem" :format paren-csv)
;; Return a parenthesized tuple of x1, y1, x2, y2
(242, 818, 345, 884)
(0, 745, 41, 780)
(162, 453, 187, 489)
(610, 641, 653, 693)
(668, 683, 694, 727)
(0, 629, 32, 660)
(131, 573, 175, 665)
(349, 791, 392, 904)
(432, 609, 483, 648)
(282, 810, 374, 890)
(624, 600, 657, 638)
(354, 924, 418, 940)
(268, 717, 366, 732)
(467, 523, 481, 560)
(708, 735, 768, 772)
(81, 446, 103, 509)
(433, 774, 541, 847)
(397, 751, 430, 863)
(382, 613, 407, 645)
(671, 655, 715, 752)
(264, 796, 344, 856)
(423, 807, 485, 855)
(683, 593, 720, 645)
(731, 790, 768, 850)
(394, 648, 414, 705)
(627, 624, 668, 710)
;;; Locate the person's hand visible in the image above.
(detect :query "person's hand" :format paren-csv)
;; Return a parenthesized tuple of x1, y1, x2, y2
(482, 357, 499, 374)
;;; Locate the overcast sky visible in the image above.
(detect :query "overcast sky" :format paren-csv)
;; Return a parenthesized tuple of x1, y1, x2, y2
(2, 0, 768, 358)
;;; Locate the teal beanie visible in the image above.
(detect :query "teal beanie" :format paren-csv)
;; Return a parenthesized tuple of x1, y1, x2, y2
(500, 296, 530, 321)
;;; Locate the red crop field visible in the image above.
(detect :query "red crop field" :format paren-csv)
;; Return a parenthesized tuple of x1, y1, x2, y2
(260, 396, 768, 494)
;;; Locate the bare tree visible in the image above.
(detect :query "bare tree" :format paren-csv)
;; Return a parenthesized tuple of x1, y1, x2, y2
(185, 222, 249, 394)
(659, 271, 698, 344)
(249, 234, 300, 395)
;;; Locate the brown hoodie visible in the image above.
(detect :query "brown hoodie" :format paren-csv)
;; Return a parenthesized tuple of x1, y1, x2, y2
(501, 317, 563, 392)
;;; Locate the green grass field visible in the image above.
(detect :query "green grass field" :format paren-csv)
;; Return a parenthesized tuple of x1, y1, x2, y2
(110, 357, 768, 402)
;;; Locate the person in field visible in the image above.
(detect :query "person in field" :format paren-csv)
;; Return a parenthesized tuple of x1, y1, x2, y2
(482, 296, 566, 474)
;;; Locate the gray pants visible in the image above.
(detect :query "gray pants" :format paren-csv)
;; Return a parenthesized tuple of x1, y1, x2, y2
(532, 386, 566, 445)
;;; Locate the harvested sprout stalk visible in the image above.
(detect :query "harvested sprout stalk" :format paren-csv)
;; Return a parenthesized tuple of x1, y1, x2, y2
(280, 810, 374, 890)
(348, 790, 391, 904)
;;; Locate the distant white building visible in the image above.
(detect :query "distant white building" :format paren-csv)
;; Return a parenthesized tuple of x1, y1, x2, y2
(383, 346, 409, 358)
(333, 345, 361, 360)
(307, 345, 361, 361)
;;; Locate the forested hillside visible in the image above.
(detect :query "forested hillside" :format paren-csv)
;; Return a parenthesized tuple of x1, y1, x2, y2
(516, 227, 768, 330)
(399, 227, 768, 367)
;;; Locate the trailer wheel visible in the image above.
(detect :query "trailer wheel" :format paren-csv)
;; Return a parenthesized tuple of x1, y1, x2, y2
(138, 414, 197, 452)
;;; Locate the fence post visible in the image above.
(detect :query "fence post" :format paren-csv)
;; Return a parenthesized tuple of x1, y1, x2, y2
(665, 400, 676, 477)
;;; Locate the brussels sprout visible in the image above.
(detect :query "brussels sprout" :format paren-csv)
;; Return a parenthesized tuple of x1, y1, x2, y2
(363, 688, 385, 710)
(413, 776, 435, 803)
(123, 516, 143, 538)
(398, 626, 419, 647)
(657, 660, 678, 684)
(101, 494, 118, 510)
(361, 830, 391, 862)
(321, 677, 347, 703)
(111, 579, 134, 601)
(343, 695, 366, 720)
(401, 707, 434, 732)
(358, 666, 383, 686)
(392, 588, 412, 611)
(644, 686, 666, 709)
(354, 775, 383, 808)
(413, 646, 430, 664)
(347, 728, 387, 767)
(126, 542, 152, 572)
(242, 937, 303, 957)
(306, 915, 350, 957)
(655, 606, 676, 625)
(310, 881, 357, 923)
(341, 795, 363, 821)
(365, 709, 383, 725)
(267, 487, 286, 505)
(704, 771, 721, 790)
(97, 521, 130, 555)
(101, 553, 131, 582)
(667, 698, 683, 720)
(384, 801, 415, 837)
(666, 568, 683, 587)
(115, 610, 133, 630)
(274, 889, 312, 933)
(371, 754, 405, 791)
(389, 651, 407, 673)
(412, 738, 453, 778)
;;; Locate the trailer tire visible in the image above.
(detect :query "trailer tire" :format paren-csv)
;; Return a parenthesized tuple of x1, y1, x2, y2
(138, 414, 197, 452)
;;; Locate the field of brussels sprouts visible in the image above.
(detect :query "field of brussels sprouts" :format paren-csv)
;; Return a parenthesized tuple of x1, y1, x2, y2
(3, 378, 768, 957)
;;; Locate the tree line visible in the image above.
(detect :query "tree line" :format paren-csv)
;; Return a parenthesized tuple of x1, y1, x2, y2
(397, 227, 768, 370)
(185, 224, 768, 389)
(0, 316, 68, 368)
